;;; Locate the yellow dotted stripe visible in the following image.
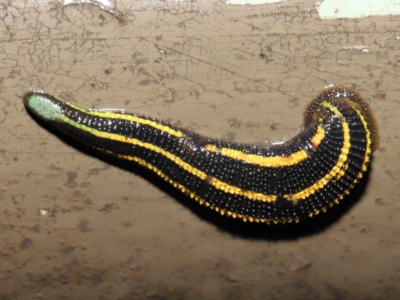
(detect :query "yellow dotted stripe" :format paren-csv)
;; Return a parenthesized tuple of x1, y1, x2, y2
(283, 101, 350, 202)
(115, 153, 293, 224)
(204, 144, 309, 167)
(61, 115, 277, 203)
(208, 177, 276, 202)
(204, 125, 325, 167)
(65, 101, 183, 138)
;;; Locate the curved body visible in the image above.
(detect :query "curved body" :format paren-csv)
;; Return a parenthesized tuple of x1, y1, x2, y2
(24, 87, 378, 224)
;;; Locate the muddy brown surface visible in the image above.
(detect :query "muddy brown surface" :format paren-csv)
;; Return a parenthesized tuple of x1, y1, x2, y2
(0, 1, 399, 299)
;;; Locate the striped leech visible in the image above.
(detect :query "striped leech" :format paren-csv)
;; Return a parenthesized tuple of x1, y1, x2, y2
(23, 86, 379, 224)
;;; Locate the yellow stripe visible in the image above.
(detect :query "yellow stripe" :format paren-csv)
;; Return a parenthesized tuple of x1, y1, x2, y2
(115, 153, 289, 224)
(65, 101, 183, 138)
(284, 101, 350, 202)
(204, 144, 308, 167)
(61, 115, 277, 203)
(311, 125, 325, 149)
(299, 100, 373, 217)
(204, 125, 325, 167)
(208, 177, 276, 202)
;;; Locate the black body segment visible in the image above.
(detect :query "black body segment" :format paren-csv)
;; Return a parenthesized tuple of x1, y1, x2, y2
(23, 86, 379, 224)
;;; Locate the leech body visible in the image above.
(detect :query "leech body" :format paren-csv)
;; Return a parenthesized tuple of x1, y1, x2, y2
(23, 87, 378, 224)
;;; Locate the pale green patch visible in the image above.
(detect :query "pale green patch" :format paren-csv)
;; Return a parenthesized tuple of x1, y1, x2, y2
(25, 94, 63, 121)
